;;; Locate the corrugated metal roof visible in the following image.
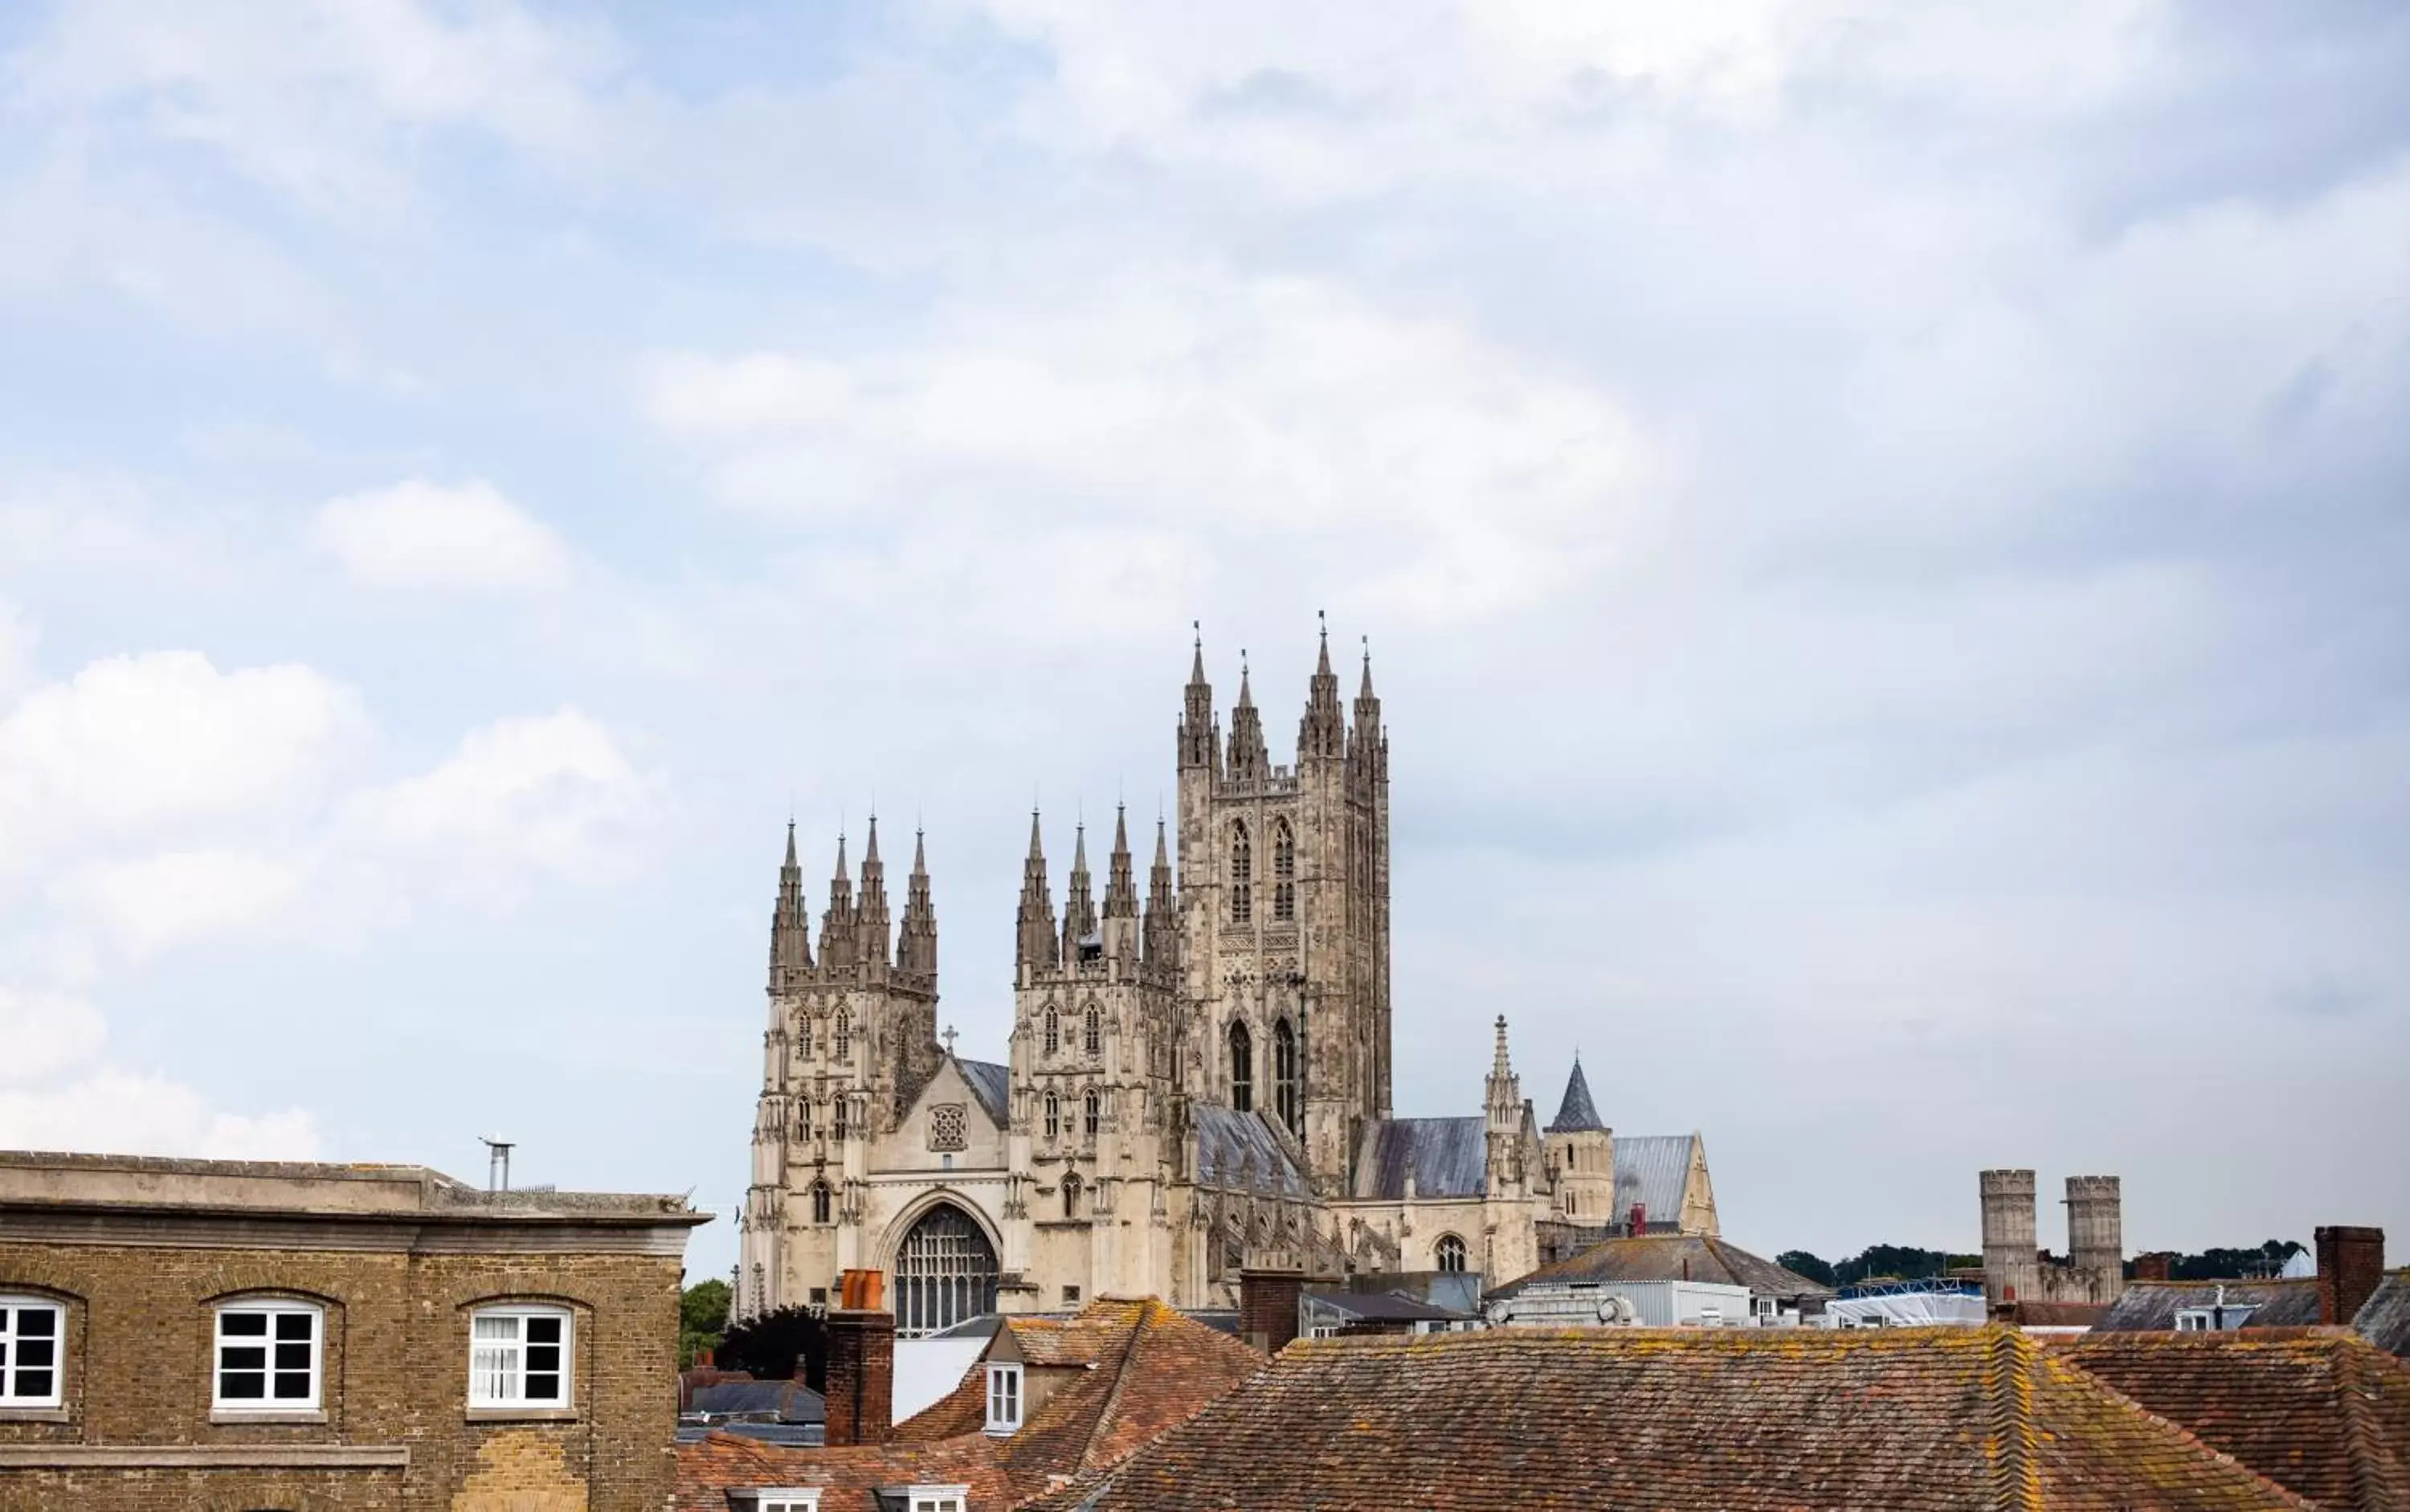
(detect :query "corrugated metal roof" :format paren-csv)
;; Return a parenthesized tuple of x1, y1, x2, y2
(1611, 1134, 1697, 1224)
(1193, 1105, 1309, 1196)
(1349, 1117, 1486, 1200)
(1546, 1060, 1604, 1133)
(958, 1058, 1010, 1125)
(2355, 1272, 2410, 1359)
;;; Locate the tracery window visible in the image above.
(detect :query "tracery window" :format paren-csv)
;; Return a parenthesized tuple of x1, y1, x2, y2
(1083, 1089, 1101, 1138)
(1044, 1007, 1059, 1057)
(1083, 1006, 1101, 1060)
(1044, 1093, 1060, 1139)
(1272, 819, 1296, 922)
(894, 1204, 999, 1338)
(834, 1009, 851, 1060)
(811, 1180, 832, 1225)
(1061, 1171, 1083, 1220)
(1272, 1017, 1299, 1135)
(833, 1096, 849, 1141)
(1228, 1020, 1253, 1114)
(1229, 822, 1252, 924)
(1435, 1234, 1468, 1273)
(797, 1017, 811, 1057)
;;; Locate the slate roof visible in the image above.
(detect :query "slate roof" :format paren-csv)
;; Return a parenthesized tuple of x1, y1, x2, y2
(686, 1377, 826, 1424)
(1612, 1132, 1700, 1226)
(681, 1297, 1264, 1512)
(1348, 1116, 1485, 1200)
(1192, 1105, 1309, 1195)
(2095, 1280, 2325, 1333)
(1029, 1326, 2317, 1510)
(1487, 1232, 1832, 1303)
(2354, 1271, 2410, 1359)
(2068, 1331, 2410, 1511)
(958, 1058, 1011, 1125)
(1546, 1058, 1604, 1133)
(1302, 1289, 1472, 1324)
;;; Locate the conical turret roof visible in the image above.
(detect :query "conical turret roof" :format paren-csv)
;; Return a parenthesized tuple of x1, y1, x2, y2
(1547, 1056, 1605, 1133)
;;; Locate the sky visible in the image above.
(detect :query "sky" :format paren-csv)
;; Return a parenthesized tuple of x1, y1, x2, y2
(1, 1, 2405, 1285)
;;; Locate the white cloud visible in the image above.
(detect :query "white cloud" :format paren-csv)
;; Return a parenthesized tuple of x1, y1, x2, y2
(347, 708, 666, 901)
(644, 271, 1667, 621)
(47, 849, 308, 962)
(0, 651, 368, 870)
(311, 479, 574, 595)
(0, 986, 108, 1085)
(0, 1066, 319, 1160)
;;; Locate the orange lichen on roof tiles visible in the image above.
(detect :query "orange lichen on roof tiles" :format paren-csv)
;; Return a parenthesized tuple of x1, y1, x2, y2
(1027, 1325, 2321, 1511)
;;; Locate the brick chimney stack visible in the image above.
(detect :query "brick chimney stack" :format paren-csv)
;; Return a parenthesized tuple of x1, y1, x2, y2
(1238, 1263, 1304, 1355)
(2314, 1226, 2383, 1326)
(824, 1269, 895, 1446)
(2132, 1253, 2172, 1283)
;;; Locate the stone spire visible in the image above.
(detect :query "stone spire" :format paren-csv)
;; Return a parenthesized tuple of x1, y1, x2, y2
(1547, 1056, 1604, 1133)
(769, 819, 812, 987)
(1485, 1015, 1527, 1195)
(1299, 611, 1346, 761)
(1144, 815, 1178, 970)
(897, 826, 937, 980)
(1062, 819, 1099, 958)
(819, 831, 856, 966)
(1102, 805, 1138, 919)
(1179, 623, 1218, 772)
(1350, 635, 1383, 763)
(1226, 650, 1268, 780)
(1015, 811, 1059, 974)
(855, 814, 891, 966)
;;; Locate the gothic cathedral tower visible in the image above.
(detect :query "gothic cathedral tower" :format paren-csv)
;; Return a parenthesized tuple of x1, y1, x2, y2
(1178, 622, 1391, 1194)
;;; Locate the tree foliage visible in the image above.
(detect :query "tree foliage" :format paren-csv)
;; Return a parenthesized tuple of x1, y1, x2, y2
(1776, 1244, 1981, 1288)
(679, 1279, 732, 1370)
(717, 1305, 830, 1390)
(1775, 1249, 1836, 1287)
(2134, 1240, 2304, 1281)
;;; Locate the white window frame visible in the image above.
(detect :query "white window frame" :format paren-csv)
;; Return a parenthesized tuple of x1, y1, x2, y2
(2175, 1310, 2208, 1332)
(905, 1487, 969, 1512)
(0, 1295, 65, 1408)
(750, 1492, 822, 1512)
(468, 1303, 575, 1411)
(213, 1298, 324, 1413)
(985, 1360, 1023, 1435)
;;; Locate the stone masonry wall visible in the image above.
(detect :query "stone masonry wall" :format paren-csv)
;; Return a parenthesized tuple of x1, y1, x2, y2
(0, 1241, 682, 1512)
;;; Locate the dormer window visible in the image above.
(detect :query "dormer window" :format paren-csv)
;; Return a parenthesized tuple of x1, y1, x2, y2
(750, 1492, 821, 1512)
(984, 1361, 1023, 1434)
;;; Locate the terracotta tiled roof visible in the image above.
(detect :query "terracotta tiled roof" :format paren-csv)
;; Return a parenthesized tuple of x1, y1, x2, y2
(1028, 1325, 2317, 1510)
(1488, 1231, 1832, 1302)
(2069, 1330, 2410, 1511)
(681, 1297, 1264, 1511)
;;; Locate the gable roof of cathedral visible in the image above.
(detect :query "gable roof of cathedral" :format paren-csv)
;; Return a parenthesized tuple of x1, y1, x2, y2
(1023, 1326, 2318, 1512)
(1611, 1132, 1704, 1227)
(1546, 1056, 1604, 1133)
(1350, 1116, 1486, 1200)
(955, 1057, 1010, 1126)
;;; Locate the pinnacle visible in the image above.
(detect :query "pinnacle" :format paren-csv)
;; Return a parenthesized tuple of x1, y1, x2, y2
(832, 831, 849, 882)
(1112, 802, 1130, 858)
(1358, 635, 1376, 703)
(1317, 610, 1333, 676)
(863, 812, 880, 865)
(782, 819, 798, 869)
(1027, 808, 1045, 861)
(1072, 820, 1089, 875)
(912, 826, 928, 876)
(1236, 651, 1253, 708)
(1189, 622, 1207, 687)
(1152, 816, 1170, 869)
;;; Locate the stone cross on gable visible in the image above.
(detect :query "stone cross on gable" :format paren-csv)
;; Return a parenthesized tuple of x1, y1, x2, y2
(942, 1024, 958, 1056)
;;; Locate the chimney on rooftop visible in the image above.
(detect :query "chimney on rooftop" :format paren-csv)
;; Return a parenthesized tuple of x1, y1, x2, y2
(1239, 1261, 1304, 1355)
(2315, 1226, 2383, 1326)
(2133, 1253, 2172, 1283)
(824, 1269, 894, 1445)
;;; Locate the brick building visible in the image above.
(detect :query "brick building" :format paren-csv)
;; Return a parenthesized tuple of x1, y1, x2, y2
(0, 1150, 707, 1511)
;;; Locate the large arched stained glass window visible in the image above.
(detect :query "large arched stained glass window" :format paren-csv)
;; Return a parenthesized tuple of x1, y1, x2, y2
(1272, 1018, 1299, 1135)
(894, 1204, 999, 1338)
(1228, 1020, 1253, 1114)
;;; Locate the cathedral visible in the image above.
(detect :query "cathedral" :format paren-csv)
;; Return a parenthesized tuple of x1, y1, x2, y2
(736, 627, 1721, 1333)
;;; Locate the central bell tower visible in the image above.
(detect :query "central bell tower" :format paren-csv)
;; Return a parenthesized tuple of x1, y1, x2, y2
(1176, 619, 1390, 1192)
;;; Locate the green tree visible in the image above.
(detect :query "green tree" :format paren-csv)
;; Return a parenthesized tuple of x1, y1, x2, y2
(1776, 1250, 1836, 1287)
(717, 1306, 830, 1389)
(680, 1278, 731, 1370)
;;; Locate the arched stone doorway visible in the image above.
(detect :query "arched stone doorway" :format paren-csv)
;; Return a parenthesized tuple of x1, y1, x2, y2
(893, 1202, 999, 1338)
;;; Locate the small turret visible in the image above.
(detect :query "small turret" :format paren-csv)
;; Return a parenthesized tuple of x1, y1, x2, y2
(819, 832, 856, 967)
(1299, 612, 1346, 762)
(769, 819, 812, 989)
(1178, 625, 1218, 772)
(1350, 637, 1383, 778)
(1484, 1015, 1527, 1197)
(1144, 816, 1178, 971)
(897, 827, 937, 982)
(1062, 820, 1099, 961)
(855, 815, 891, 967)
(1015, 811, 1059, 974)
(1227, 652, 1269, 780)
